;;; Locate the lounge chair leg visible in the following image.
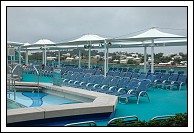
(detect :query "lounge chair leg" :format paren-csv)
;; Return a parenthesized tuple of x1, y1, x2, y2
(137, 96, 140, 104)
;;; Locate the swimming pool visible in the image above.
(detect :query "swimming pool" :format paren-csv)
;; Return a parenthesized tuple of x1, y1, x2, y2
(8, 73, 187, 126)
(7, 91, 81, 109)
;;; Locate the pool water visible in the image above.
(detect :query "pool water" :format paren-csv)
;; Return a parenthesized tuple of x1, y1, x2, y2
(22, 73, 53, 83)
(7, 99, 27, 109)
(8, 91, 81, 108)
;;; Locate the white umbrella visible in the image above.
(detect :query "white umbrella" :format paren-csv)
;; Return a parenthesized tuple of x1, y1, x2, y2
(115, 28, 186, 73)
(58, 34, 107, 70)
(33, 39, 55, 66)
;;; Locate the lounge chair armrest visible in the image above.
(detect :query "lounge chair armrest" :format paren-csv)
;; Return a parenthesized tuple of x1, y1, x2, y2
(86, 83, 93, 87)
(162, 80, 167, 83)
(68, 80, 74, 83)
(74, 81, 79, 84)
(109, 86, 117, 91)
(118, 88, 128, 93)
(80, 82, 86, 85)
(93, 84, 100, 88)
(101, 85, 108, 89)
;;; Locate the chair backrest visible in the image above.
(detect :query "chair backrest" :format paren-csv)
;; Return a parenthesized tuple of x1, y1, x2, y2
(118, 67, 123, 72)
(64, 121, 96, 126)
(160, 73, 170, 81)
(107, 115, 138, 126)
(109, 76, 121, 87)
(125, 72, 132, 79)
(178, 71, 184, 75)
(107, 71, 114, 76)
(112, 71, 120, 77)
(127, 68, 133, 72)
(102, 76, 113, 85)
(168, 73, 178, 81)
(117, 77, 130, 88)
(119, 72, 126, 77)
(82, 73, 91, 82)
(137, 79, 151, 92)
(131, 73, 139, 79)
(177, 74, 187, 83)
(134, 68, 140, 73)
(138, 73, 147, 80)
(147, 74, 156, 83)
(126, 78, 140, 90)
(94, 75, 104, 84)
(160, 69, 166, 74)
(122, 68, 128, 72)
(151, 115, 175, 122)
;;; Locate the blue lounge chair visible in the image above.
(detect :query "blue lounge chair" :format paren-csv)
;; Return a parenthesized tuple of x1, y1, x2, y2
(111, 78, 140, 96)
(119, 79, 151, 104)
(162, 73, 179, 89)
(138, 73, 147, 80)
(130, 73, 139, 79)
(92, 76, 113, 92)
(154, 73, 170, 89)
(165, 74, 187, 90)
(98, 76, 121, 94)
(108, 77, 131, 96)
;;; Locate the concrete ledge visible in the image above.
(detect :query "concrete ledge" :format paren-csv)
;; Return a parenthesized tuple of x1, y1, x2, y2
(7, 107, 45, 123)
(7, 82, 118, 124)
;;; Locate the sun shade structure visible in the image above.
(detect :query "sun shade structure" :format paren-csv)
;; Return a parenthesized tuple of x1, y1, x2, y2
(115, 28, 186, 73)
(7, 41, 24, 47)
(58, 34, 107, 70)
(117, 28, 185, 42)
(33, 39, 56, 66)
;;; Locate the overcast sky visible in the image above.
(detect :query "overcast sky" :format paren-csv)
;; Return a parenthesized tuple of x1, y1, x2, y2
(7, 6, 187, 54)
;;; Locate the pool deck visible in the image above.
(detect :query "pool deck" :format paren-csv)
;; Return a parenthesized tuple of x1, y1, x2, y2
(7, 82, 118, 124)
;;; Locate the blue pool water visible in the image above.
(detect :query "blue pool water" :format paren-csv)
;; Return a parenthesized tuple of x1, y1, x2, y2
(8, 91, 80, 108)
(7, 99, 27, 109)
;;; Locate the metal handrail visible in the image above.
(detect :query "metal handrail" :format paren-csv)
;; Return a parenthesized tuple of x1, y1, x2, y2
(64, 121, 96, 126)
(7, 77, 16, 100)
(33, 65, 40, 93)
(7, 66, 12, 73)
(107, 115, 138, 126)
(11, 64, 23, 81)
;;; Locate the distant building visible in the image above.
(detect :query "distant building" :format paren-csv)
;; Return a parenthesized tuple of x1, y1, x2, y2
(120, 59, 128, 64)
(173, 55, 182, 60)
(66, 57, 74, 62)
(47, 57, 56, 61)
(94, 55, 100, 59)
(63, 53, 71, 57)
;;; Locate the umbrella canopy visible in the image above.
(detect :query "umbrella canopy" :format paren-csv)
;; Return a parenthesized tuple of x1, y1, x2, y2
(22, 39, 56, 48)
(110, 39, 187, 48)
(57, 34, 107, 46)
(7, 41, 24, 47)
(116, 28, 186, 42)
(23, 43, 31, 47)
(34, 39, 55, 45)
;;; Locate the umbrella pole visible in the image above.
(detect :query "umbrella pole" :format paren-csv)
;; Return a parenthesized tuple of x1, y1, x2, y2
(144, 45, 147, 73)
(151, 40, 154, 73)
(58, 50, 60, 68)
(107, 47, 109, 73)
(88, 42, 91, 69)
(26, 50, 28, 65)
(104, 40, 107, 77)
(79, 50, 81, 68)
(44, 45, 47, 66)
(42, 49, 44, 65)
